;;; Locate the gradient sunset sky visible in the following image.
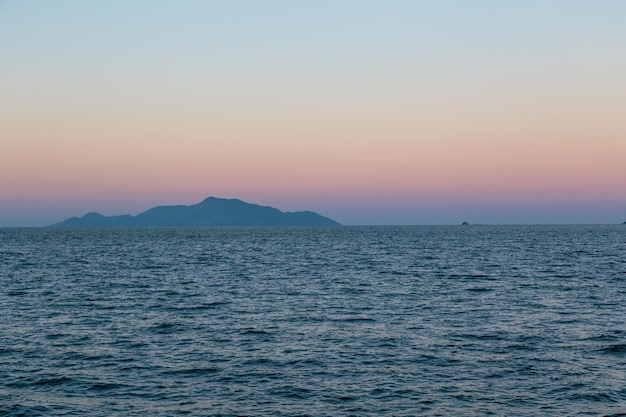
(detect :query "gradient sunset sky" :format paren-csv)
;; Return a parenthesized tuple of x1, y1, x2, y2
(2, 1, 625, 226)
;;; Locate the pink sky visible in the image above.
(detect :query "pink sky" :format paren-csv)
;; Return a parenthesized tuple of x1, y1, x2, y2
(1, 2, 625, 225)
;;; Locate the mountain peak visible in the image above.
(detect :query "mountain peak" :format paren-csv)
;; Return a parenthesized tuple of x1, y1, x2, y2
(199, 196, 244, 205)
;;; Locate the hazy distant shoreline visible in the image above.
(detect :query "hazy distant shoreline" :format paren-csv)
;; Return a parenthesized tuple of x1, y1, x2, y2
(50, 197, 341, 227)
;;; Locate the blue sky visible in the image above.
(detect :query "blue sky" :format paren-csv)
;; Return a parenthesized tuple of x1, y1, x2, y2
(1, 1, 626, 225)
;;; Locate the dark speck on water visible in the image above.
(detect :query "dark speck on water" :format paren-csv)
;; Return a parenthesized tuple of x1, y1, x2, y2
(1, 225, 625, 416)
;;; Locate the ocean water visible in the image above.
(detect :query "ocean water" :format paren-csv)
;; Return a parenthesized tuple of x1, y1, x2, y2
(1, 225, 625, 416)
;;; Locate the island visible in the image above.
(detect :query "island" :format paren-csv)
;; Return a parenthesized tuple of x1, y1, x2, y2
(51, 197, 341, 227)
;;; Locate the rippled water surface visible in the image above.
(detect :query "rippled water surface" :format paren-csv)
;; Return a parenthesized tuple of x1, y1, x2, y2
(1, 225, 625, 416)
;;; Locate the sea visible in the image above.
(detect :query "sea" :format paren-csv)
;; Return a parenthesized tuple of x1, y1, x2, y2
(1, 225, 625, 416)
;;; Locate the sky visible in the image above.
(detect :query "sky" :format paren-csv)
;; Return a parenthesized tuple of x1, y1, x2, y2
(1, 0, 625, 226)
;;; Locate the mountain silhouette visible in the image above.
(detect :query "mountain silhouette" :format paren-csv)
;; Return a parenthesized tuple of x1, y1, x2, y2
(52, 197, 340, 227)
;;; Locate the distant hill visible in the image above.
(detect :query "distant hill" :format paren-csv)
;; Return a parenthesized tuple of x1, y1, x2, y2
(52, 197, 341, 227)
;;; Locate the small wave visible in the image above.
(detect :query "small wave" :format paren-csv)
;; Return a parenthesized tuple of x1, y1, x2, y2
(139, 264, 168, 270)
(331, 316, 375, 322)
(166, 301, 231, 311)
(0, 347, 16, 356)
(584, 330, 623, 342)
(570, 391, 621, 403)
(285, 358, 324, 367)
(151, 322, 183, 334)
(162, 367, 221, 376)
(600, 343, 626, 355)
(1, 404, 51, 417)
(466, 287, 492, 292)
(32, 376, 73, 387)
(87, 382, 123, 391)
(457, 332, 506, 341)
(241, 328, 270, 335)
(243, 357, 277, 365)
(369, 388, 390, 397)
(505, 343, 537, 352)
(268, 385, 312, 399)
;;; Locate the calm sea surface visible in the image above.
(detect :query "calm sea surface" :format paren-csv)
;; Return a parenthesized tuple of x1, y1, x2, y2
(1, 225, 625, 416)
